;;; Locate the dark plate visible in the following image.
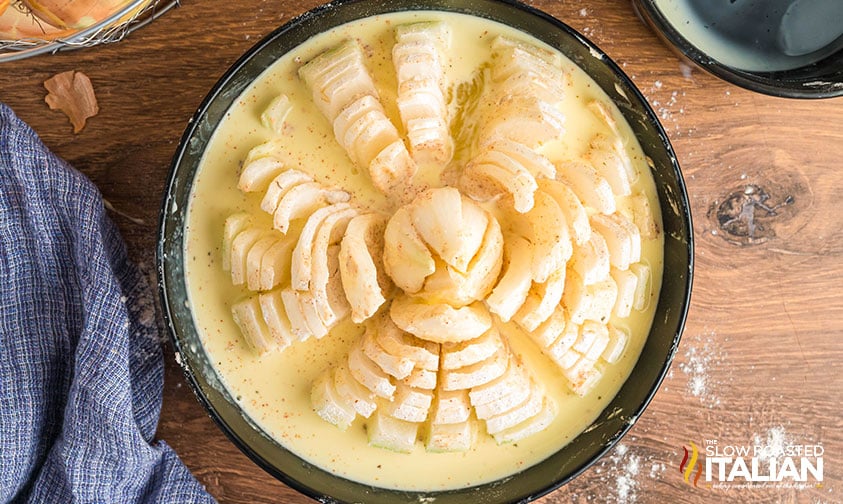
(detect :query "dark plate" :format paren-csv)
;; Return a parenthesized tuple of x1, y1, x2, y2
(157, 0, 694, 502)
(633, 0, 843, 99)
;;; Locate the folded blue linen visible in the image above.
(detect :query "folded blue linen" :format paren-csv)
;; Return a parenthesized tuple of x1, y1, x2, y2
(0, 103, 215, 504)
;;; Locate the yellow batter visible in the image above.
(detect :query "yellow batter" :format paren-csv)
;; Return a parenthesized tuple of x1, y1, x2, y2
(184, 10, 663, 491)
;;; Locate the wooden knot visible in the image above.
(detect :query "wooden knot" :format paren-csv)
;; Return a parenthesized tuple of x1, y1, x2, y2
(709, 184, 794, 246)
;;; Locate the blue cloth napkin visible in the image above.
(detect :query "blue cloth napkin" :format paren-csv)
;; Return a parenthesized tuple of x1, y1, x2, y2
(0, 103, 215, 504)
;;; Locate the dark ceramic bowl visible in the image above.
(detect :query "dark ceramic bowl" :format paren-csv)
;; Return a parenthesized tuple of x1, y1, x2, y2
(157, 0, 694, 502)
(633, 0, 843, 98)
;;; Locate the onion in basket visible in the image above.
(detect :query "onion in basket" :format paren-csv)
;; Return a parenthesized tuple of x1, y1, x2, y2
(21, 0, 128, 29)
(0, 0, 141, 40)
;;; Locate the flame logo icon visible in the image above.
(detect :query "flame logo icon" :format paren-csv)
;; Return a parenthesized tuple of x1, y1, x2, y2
(679, 441, 703, 487)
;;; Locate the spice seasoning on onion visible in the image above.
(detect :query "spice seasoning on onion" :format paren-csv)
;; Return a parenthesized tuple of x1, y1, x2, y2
(44, 70, 98, 133)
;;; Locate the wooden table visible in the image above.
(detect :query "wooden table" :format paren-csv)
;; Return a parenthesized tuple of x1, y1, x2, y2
(2, 1, 841, 502)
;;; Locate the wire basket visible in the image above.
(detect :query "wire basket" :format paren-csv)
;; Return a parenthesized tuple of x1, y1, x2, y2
(0, 0, 179, 63)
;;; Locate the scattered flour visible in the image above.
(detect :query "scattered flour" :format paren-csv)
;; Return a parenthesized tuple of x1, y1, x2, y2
(644, 82, 693, 138)
(752, 425, 790, 462)
(677, 331, 727, 407)
(616, 452, 640, 502)
(566, 441, 669, 503)
(595, 443, 642, 503)
(133, 260, 159, 330)
(649, 462, 665, 479)
(576, 8, 603, 42)
(126, 257, 167, 364)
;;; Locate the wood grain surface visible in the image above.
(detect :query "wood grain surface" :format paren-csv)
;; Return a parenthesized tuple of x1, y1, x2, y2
(2, 1, 841, 502)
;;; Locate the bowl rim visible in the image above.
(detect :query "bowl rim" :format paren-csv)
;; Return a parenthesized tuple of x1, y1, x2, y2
(632, 0, 843, 99)
(157, 0, 694, 502)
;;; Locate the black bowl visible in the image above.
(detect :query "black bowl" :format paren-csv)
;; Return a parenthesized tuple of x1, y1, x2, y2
(633, 0, 843, 99)
(157, 0, 694, 502)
